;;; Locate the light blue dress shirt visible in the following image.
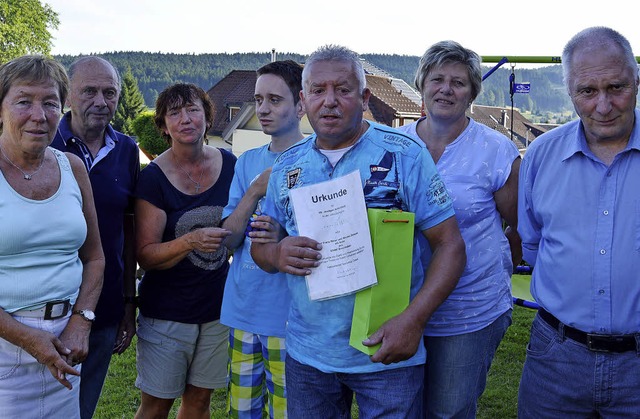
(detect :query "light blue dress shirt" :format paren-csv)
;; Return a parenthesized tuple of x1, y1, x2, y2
(518, 109, 640, 334)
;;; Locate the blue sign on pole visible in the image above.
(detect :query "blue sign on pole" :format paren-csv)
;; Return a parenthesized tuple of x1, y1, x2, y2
(514, 82, 531, 94)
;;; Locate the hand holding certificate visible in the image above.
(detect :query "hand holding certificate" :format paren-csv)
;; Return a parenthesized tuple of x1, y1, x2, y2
(289, 170, 377, 300)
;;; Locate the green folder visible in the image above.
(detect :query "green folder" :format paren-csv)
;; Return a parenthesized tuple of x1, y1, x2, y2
(349, 208, 415, 355)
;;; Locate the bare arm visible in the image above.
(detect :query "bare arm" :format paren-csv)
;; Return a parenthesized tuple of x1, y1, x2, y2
(222, 168, 271, 250)
(59, 153, 105, 366)
(494, 157, 522, 269)
(135, 199, 231, 271)
(366, 216, 466, 364)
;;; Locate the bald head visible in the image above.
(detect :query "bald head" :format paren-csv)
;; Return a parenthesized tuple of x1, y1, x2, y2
(69, 56, 121, 88)
(66, 56, 121, 140)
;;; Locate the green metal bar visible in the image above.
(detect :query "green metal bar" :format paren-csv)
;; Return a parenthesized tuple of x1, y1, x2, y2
(482, 56, 640, 64)
(482, 56, 562, 64)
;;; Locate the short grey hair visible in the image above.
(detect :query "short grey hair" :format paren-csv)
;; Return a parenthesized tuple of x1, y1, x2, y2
(302, 45, 366, 93)
(562, 26, 638, 89)
(413, 40, 482, 101)
(0, 55, 69, 110)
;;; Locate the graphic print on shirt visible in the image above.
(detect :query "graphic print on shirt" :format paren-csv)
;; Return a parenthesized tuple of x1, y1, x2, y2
(287, 168, 301, 189)
(426, 173, 449, 208)
(175, 205, 228, 270)
(363, 151, 401, 209)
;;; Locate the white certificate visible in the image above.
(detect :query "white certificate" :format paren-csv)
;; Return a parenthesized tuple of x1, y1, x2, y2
(289, 170, 377, 300)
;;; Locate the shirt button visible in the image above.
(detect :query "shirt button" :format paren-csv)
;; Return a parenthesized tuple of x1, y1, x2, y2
(600, 327, 606, 332)
(598, 289, 605, 295)
(600, 249, 606, 255)
(603, 210, 609, 215)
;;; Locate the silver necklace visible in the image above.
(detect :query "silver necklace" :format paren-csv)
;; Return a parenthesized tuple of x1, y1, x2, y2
(172, 150, 206, 193)
(0, 144, 46, 180)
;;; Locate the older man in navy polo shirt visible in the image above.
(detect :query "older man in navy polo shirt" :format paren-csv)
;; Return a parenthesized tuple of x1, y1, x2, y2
(52, 56, 140, 419)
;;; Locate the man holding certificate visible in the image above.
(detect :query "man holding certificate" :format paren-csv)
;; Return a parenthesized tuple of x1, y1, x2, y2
(251, 44, 466, 418)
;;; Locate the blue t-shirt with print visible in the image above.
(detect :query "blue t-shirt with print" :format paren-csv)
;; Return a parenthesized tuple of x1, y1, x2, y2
(262, 121, 454, 373)
(221, 144, 290, 337)
(134, 148, 236, 324)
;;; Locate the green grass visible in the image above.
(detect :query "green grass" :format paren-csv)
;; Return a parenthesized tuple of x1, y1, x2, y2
(477, 305, 535, 418)
(95, 305, 535, 418)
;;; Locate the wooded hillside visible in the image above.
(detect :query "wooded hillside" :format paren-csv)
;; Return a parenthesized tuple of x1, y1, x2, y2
(55, 51, 575, 122)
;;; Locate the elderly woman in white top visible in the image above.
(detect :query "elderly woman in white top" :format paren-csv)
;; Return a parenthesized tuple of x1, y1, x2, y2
(398, 40, 522, 418)
(0, 55, 104, 418)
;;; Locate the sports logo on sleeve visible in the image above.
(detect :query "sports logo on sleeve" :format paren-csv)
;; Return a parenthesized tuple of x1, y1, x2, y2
(287, 168, 301, 189)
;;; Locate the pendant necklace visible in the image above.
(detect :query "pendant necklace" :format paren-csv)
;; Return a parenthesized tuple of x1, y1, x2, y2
(172, 149, 206, 193)
(0, 144, 46, 180)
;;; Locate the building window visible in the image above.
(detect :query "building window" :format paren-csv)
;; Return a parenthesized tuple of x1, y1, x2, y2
(229, 106, 240, 121)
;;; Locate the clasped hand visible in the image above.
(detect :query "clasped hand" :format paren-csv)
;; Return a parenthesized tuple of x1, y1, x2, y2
(187, 227, 232, 253)
(247, 214, 284, 244)
(274, 236, 322, 276)
(22, 327, 81, 390)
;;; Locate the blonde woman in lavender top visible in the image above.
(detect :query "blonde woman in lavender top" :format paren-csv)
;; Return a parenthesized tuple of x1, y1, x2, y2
(398, 40, 522, 418)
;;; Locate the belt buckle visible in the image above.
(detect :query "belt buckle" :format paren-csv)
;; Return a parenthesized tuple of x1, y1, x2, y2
(44, 300, 70, 320)
(586, 333, 628, 353)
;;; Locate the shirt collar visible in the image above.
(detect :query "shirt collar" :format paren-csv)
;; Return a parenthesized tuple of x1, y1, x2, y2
(56, 112, 76, 146)
(57, 111, 119, 146)
(562, 108, 640, 161)
(627, 108, 640, 152)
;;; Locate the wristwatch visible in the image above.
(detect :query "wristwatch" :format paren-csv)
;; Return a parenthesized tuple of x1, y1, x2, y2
(72, 309, 96, 322)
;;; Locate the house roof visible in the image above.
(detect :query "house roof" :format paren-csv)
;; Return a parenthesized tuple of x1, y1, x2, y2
(206, 64, 421, 136)
(206, 65, 547, 150)
(361, 59, 422, 107)
(206, 70, 257, 136)
(366, 74, 422, 124)
(467, 104, 548, 149)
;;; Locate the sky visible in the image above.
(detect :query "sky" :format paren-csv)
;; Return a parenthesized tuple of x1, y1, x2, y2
(46, 0, 640, 62)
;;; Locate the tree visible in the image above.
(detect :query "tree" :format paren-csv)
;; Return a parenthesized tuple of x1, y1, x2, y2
(113, 67, 147, 135)
(131, 111, 168, 158)
(0, 0, 59, 63)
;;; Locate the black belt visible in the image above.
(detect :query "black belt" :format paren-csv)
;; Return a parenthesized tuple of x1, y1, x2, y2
(538, 309, 638, 353)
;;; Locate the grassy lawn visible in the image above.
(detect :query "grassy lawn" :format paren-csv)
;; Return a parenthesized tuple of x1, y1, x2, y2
(477, 304, 535, 418)
(95, 290, 535, 418)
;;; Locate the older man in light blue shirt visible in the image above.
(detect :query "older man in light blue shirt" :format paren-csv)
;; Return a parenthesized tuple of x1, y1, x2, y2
(518, 26, 640, 418)
(520, 111, 640, 334)
(251, 44, 466, 418)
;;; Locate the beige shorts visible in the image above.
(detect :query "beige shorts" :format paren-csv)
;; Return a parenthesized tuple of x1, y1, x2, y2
(135, 314, 229, 399)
